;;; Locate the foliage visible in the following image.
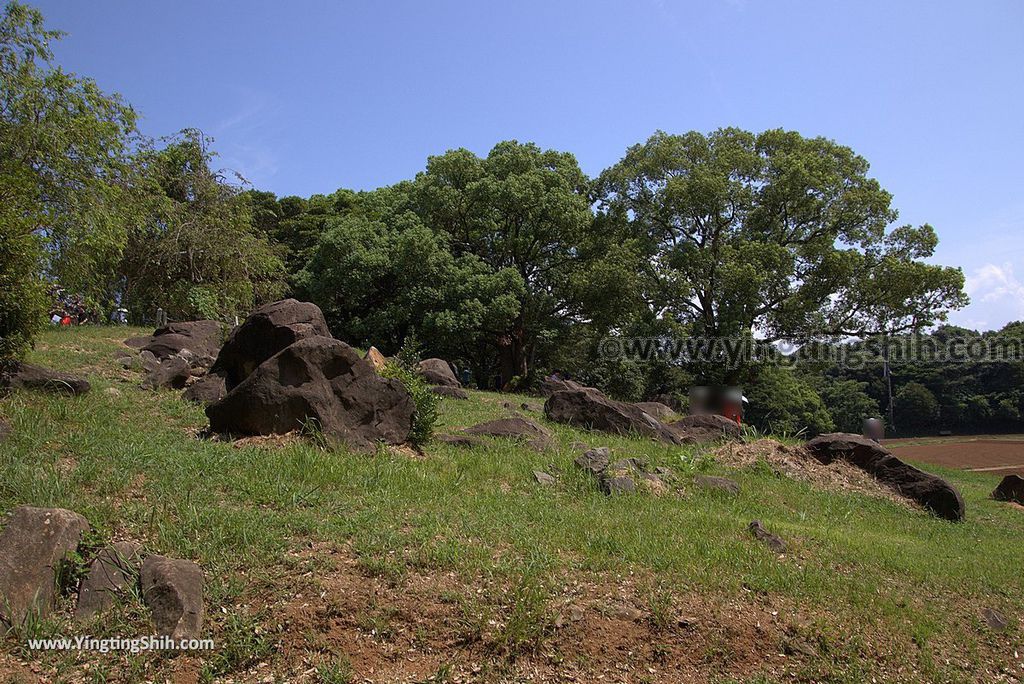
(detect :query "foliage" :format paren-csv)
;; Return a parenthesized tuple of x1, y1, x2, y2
(119, 130, 287, 321)
(817, 378, 881, 434)
(596, 128, 967, 345)
(744, 365, 834, 437)
(378, 359, 439, 447)
(0, 1, 138, 359)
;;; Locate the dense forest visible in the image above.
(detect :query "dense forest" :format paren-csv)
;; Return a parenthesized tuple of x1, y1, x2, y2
(3, 1, 1019, 437)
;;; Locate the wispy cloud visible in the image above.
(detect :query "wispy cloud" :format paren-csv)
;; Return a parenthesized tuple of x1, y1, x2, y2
(211, 88, 282, 188)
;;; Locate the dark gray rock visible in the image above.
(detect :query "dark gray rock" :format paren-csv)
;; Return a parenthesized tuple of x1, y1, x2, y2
(464, 416, 554, 451)
(574, 447, 611, 475)
(75, 542, 141, 621)
(0, 506, 90, 630)
(694, 475, 741, 496)
(533, 471, 557, 486)
(806, 433, 965, 521)
(633, 402, 677, 422)
(749, 520, 786, 554)
(138, 350, 161, 373)
(982, 607, 1008, 631)
(141, 556, 204, 641)
(182, 372, 227, 406)
(429, 385, 468, 400)
(142, 356, 192, 390)
(210, 299, 332, 391)
(207, 336, 414, 451)
(435, 434, 487, 448)
(992, 474, 1024, 505)
(417, 358, 460, 387)
(137, 320, 225, 363)
(0, 363, 90, 396)
(669, 414, 742, 441)
(545, 389, 685, 444)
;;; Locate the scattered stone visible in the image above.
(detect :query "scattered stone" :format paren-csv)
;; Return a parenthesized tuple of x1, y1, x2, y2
(574, 447, 611, 475)
(694, 474, 741, 496)
(748, 520, 786, 554)
(430, 385, 469, 400)
(140, 556, 204, 641)
(435, 434, 487, 448)
(365, 346, 388, 371)
(210, 299, 333, 391)
(182, 372, 227, 406)
(633, 402, 677, 422)
(464, 416, 554, 451)
(992, 474, 1024, 505)
(533, 471, 557, 486)
(981, 607, 1008, 631)
(142, 356, 192, 390)
(417, 358, 460, 387)
(138, 350, 161, 374)
(115, 355, 138, 370)
(606, 603, 644, 621)
(545, 389, 686, 444)
(805, 433, 965, 522)
(135, 320, 225, 363)
(670, 413, 742, 441)
(75, 542, 141, 621)
(0, 362, 91, 396)
(207, 336, 414, 451)
(0, 506, 90, 630)
(603, 459, 668, 495)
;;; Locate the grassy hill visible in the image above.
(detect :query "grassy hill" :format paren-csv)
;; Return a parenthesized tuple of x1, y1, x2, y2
(0, 326, 1021, 683)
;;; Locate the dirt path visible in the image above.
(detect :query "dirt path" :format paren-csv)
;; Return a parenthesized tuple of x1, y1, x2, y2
(886, 438, 1024, 476)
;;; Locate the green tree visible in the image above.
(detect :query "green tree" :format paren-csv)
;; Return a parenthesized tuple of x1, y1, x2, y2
(1, 1, 138, 360)
(744, 366, 834, 437)
(597, 129, 967, 355)
(119, 130, 286, 321)
(894, 381, 939, 433)
(411, 141, 612, 386)
(818, 378, 881, 434)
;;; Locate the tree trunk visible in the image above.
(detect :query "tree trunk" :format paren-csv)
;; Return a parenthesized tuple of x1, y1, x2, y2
(497, 322, 528, 390)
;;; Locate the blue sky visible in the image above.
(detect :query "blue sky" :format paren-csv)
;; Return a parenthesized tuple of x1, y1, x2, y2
(33, 0, 1024, 330)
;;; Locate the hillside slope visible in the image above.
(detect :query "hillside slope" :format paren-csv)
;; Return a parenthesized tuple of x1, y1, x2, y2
(0, 327, 1021, 683)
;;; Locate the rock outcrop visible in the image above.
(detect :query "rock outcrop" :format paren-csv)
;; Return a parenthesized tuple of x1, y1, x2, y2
(805, 433, 965, 521)
(207, 336, 414, 451)
(75, 542, 141, 621)
(133, 320, 225, 364)
(417, 358, 460, 387)
(0, 506, 90, 630)
(0, 363, 91, 396)
(992, 474, 1024, 505)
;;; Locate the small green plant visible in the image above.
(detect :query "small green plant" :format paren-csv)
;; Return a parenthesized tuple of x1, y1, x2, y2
(316, 656, 354, 684)
(379, 360, 438, 447)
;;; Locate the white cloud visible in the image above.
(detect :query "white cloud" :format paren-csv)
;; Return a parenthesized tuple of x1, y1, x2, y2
(950, 262, 1024, 330)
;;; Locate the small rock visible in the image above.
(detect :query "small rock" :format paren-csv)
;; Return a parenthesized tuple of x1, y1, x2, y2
(142, 356, 192, 390)
(748, 520, 786, 554)
(0, 363, 91, 396)
(464, 417, 554, 451)
(533, 471, 557, 486)
(139, 350, 161, 373)
(0, 506, 90, 630)
(574, 447, 611, 475)
(417, 358, 460, 387)
(694, 474, 741, 496)
(182, 372, 227, 406)
(982, 607, 1008, 631)
(992, 475, 1024, 505)
(607, 603, 644, 621)
(430, 385, 469, 400)
(364, 346, 388, 371)
(116, 355, 138, 370)
(75, 542, 141, 621)
(141, 556, 204, 640)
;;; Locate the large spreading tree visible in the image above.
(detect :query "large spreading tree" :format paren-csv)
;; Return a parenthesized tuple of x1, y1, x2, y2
(1, 1, 138, 361)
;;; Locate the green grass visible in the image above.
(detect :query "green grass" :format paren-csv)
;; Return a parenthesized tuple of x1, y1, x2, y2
(1, 326, 1022, 682)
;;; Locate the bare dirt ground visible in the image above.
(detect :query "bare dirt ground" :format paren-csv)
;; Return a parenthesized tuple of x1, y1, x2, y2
(885, 436, 1024, 476)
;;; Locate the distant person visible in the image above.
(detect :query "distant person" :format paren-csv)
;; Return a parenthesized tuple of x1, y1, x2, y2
(863, 417, 885, 442)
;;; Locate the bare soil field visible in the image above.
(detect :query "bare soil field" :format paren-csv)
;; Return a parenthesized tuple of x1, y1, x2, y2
(886, 436, 1024, 476)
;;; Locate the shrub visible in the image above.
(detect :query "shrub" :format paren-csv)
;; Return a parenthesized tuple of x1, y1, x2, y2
(379, 360, 438, 447)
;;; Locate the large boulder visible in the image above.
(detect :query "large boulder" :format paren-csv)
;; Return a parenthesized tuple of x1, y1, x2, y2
(141, 556, 204, 641)
(633, 402, 677, 422)
(545, 389, 682, 444)
(0, 506, 90, 630)
(136, 320, 225, 364)
(141, 356, 192, 390)
(540, 377, 602, 398)
(75, 542, 141, 621)
(670, 414, 742, 441)
(992, 474, 1024, 505)
(182, 372, 227, 406)
(210, 299, 332, 390)
(805, 433, 965, 521)
(417, 358, 459, 387)
(465, 416, 553, 451)
(0, 362, 90, 396)
(206, 336, 414, 451)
